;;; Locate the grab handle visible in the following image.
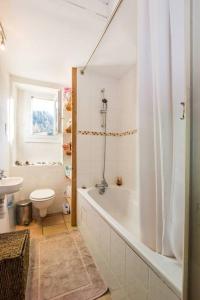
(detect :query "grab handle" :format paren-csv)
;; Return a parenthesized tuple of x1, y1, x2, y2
(180, 102, 185, 120)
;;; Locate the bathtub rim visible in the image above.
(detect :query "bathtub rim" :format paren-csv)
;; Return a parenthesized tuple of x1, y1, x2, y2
(78, 186, 182, 298)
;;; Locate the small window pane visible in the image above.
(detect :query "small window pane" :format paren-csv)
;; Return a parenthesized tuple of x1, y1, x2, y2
(31, 97, 55, 136)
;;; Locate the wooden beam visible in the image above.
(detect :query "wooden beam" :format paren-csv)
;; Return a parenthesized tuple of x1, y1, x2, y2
(71, 68, 77, 226)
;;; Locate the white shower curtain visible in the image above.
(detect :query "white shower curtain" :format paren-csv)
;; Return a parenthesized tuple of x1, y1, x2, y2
(138, 0, 186, 261)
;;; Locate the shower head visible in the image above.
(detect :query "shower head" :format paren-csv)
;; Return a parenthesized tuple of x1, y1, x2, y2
(101, 89, 107, 103)
(100, 89, 108, 115)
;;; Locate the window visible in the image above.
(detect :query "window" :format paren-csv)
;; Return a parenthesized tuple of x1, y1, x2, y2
(31, 97, 57, 136)
(25, 90, 61, 143)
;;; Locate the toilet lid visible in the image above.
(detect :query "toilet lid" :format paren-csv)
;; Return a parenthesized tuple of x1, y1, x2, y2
(30, 189, 55, 200)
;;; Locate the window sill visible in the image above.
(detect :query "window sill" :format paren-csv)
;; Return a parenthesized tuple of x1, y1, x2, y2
(13, 162, 63, 167)
(25, 134, 62, 144)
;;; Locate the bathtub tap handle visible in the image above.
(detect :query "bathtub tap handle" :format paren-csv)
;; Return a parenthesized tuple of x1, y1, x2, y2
(95, 180, 108, 195)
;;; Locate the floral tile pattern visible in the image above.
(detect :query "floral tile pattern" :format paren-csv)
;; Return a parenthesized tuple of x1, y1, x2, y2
(78, 129, 137, 136)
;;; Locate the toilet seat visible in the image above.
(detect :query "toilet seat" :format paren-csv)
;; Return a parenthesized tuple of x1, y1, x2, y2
(30, 195, 55, 202)
(30, 189, 55, 201)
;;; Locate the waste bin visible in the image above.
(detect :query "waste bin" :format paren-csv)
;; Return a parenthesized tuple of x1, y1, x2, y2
(16, 200, 32, 226)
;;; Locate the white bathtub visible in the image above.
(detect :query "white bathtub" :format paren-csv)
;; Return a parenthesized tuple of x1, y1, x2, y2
(78, 186, 182, 300)
(87, 187, 139, 236)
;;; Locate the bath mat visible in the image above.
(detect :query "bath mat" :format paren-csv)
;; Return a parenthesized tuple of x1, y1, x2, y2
(26, 230, 108, 300)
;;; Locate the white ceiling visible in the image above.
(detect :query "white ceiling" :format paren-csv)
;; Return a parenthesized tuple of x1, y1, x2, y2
(0, 0, 118, 85)
(87, 0, 137, 78)
(0, 0, 136, 85)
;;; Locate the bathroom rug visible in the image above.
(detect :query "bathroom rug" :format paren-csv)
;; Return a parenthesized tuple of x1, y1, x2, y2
(26, 230, 108, 300)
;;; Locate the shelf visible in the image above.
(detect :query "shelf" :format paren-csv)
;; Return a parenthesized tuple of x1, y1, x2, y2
(63, 143, 72, 155)
(64, 119, 72, 133)
(65, 125, 71, 133)
(65, 98, 72, 112)
(65, 165, 72, 179)
(65, 152, 72, 156)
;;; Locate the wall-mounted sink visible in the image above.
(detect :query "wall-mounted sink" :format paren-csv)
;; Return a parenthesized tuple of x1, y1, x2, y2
(0, 177, 23, 196)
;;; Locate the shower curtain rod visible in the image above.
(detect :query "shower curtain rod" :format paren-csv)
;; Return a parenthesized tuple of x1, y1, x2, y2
(80, 0, 124, 75)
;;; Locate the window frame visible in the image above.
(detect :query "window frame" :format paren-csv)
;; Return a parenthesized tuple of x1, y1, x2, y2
(25, 90, 62, 144)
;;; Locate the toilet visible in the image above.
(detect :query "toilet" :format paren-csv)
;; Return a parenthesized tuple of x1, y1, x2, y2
(30, 189, 55, 217)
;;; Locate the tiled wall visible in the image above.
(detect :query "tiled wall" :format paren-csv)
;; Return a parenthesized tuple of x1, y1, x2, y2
(12, 165, 66, 214)
(117, 67, 137, 189)
(78, 129, 137, 136)
(77, 66, 137, 189)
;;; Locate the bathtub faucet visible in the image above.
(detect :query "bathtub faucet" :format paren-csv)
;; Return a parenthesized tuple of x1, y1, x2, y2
(95, 179, 108, 195)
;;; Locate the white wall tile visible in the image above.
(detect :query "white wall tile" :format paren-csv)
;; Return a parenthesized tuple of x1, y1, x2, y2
(77, 67, 137, 190)
(11, 165, 66, 213)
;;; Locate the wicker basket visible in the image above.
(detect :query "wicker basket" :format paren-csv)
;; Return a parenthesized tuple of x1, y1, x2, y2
(0, 230, 30, 300)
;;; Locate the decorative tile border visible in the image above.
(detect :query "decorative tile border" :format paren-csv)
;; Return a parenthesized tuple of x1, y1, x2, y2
(78, 129, 137, 137)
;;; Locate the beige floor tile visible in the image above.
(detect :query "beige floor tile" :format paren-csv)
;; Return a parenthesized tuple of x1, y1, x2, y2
(30, 227, 43, 239)
(17, 219, 41, 228)
(63, 213, 71, 225)
(16, 219, 43, 238)
(42, 213, 64, 227)
(15, 225, 26, 231)
(63, 214, 78, 233)
(66, 222, 77, 232)
(43, 223, 68, 236)
(30, 219, 42, 228)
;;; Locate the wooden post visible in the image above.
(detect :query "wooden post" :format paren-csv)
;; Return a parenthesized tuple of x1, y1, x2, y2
(71, 68, 77, 226)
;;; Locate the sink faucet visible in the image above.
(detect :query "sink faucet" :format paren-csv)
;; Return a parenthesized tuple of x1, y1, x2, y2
(0, 169, 6, 180)
(95, 178, 108, 195)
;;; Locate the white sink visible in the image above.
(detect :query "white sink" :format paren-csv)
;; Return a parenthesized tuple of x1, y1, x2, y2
(0, 177, 23, 195)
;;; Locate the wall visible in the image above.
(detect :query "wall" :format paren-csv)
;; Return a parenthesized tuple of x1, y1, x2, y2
(9, 77, 66, 215)
(108, 0, 120, 15)
(0, 54, 9, 173)
(15, 88, 62, 163)
(0, 55, 16, 233)
(77, 66, 137, 190)
(11, 165, 66, 214)
(77, 69, 119, 188)
(118, 67, 137, 189)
